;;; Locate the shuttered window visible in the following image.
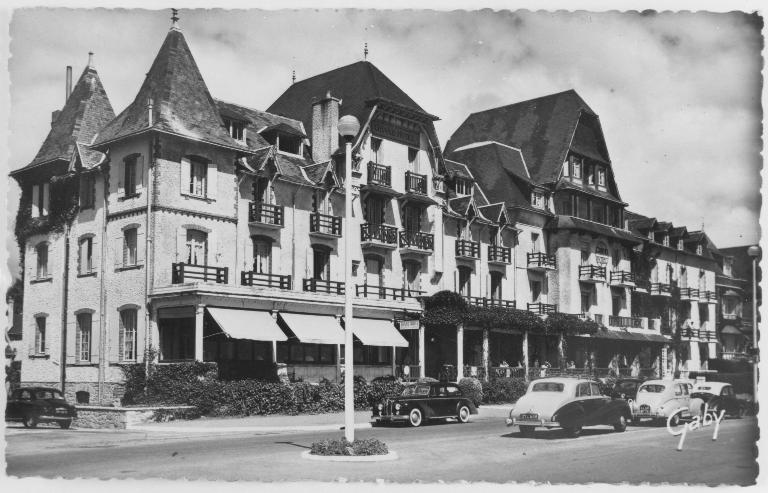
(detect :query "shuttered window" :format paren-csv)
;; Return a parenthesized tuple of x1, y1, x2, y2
(119, 309, 138, 361)
(190, 158, 207, 196)
(76, 313, 92, 362)
(123, 228, 138, 266)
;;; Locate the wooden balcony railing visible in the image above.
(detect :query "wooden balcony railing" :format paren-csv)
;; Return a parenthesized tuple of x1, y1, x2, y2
(610, 271, 635, 285)
(465, 296, 516, 310)
(650, 283, 673, 296)
(360, 223, 398, 245)
(681, 327, 700, 339)
(399, 230, 434, 251)
(579, 264, 607, 282)
(356, 284, 423, 300)
(679, 287, 700, 300)
(527, 302, 556, 315)
(302, 278, 345, 294)
(608, 315, 643, 329)
(309, 212, 342, 236)
(249, 202, 284, 226)
(240, 271, 291, 290)
(172, 263, 228, 284)
(703, 290, 718, 303)
(488, 245, 511, 264)
(367, 162, 392, 187)
(527, 252, 556, 270)
(455, 240, 480, 259)
(405, 171, 427, 194)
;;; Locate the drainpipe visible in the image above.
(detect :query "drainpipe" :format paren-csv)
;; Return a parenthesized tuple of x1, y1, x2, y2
(98, 160, 109, 403)
(144, 135, 156, 380)
(59, 223, 71, 394)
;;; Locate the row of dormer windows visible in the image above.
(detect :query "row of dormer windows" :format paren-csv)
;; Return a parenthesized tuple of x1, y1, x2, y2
(563, 154, 606, 188)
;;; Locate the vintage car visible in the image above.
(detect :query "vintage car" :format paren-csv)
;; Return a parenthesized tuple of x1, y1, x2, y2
(631, 379, 704, 425)
(5, 387, 77, 429)
(691, 381, 747, 418)
(371, 382, 478, 427)
(505, 377, 632, 437)
(609, 378, 645, 401)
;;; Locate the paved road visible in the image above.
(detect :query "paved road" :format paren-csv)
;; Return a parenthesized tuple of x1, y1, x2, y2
(5, 415, 758, 484)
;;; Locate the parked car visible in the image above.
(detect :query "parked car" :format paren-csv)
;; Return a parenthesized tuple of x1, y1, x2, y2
(609, 377, 645, 401)
(691, 382, 747, 418)
(505, 377, 632, 438)
(5, 387, 77, 429)
(631, 379, 704, 425)
(371, 382, 478, 427)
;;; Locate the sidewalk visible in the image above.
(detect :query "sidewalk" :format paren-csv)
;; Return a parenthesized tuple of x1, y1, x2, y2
(128, 404, 514, 433)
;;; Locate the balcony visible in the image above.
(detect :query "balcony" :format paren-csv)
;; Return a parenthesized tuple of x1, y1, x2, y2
(399, 230, 434, 253)
(634, 279, 651, 293)
(681, 327, 700, 339)
(249, 202, 284, 228)
(610, 271, 635, 288)
(465, 296, 516, 310)
(367, 162, 391, 187)
(488, 245, 511, 264)
(608, 315, 643, 329)
(309, 212, 342, 237)
(240, 271, 291, 290)
(356, 284, 423, 300)
(405, 171, 427, 194)
(455, 240, 480, 259)
(650, 283, 672, 297)
(579, 264, 606, 283)
(700, 330, 718, 342)
(527, 252, 556, 271)
(679, 287, 700, 301)
(722, 311, 739, 321)
(702, 290, 718, 304)
(172, 263, 228, 284)
(303, 278, 345, 295)
(527, 302, 556, 315)
(360, 223, 398, 249)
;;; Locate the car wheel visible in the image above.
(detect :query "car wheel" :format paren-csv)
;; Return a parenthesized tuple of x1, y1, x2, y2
(408, 408, 423, 427)
(668, 413, 681, 428)
(457, 405, 470, 424)
(519, 425, 536, 437)
(22, 415, 38, 429)
(59, 419, 72, 429)
(614, 415, 627, 432)
(564, 425, 583, 438)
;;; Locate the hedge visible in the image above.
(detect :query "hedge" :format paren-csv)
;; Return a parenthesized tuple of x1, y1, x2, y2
(481, 377, 527, 404)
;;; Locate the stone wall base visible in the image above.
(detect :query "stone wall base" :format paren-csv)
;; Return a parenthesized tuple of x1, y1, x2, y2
(20, 381, 126, 406)
(74, 406, 199, 429)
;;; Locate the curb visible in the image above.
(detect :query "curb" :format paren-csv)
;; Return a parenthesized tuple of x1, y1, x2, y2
(300, 449, 399, 462)
(128, 422, 374, 433)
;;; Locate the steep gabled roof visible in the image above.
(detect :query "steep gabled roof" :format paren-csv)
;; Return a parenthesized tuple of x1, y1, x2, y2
(93, 28, 247, 152)
(446, 90, 610, 184)
(69, 142, 106, 172)
(267, 61, 433, 143)
(444, 159, 474, 180)
(12, 63, 114, 174)
(215, 99, 306, 150)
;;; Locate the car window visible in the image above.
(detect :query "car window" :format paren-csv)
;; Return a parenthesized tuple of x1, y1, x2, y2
(532, 382, 565, 392)
(639, 384, 665, 393)
(35, 389, 63, 400)
(445, 386, 461, 397)
(589, 383, 602, 396)
(721, 386, 734, 397)
(674, 385, 683, 396)
(402, 385, 430, 396)
(576, 383, 590, 397)
(681, 385, 689, 396)
(435, 386, 448, 397)
(20, 390, 32, 400)
(617, 381, 638, 391)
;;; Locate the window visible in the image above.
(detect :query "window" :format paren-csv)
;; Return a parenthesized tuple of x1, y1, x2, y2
(531, 233, 540, 253)
(576, 382, 591, 397)
(558, 196, 573, 216)
(124, 155, 138, 196)
(31, 182, 50, 218)
(371, 138, 382, 163)
(76, 313, 92, 362)
(586, 164, 594, 185)
(490, 272, 503, 300)
(589, 383, 602, 396)
(277, 134, 301, 154)
(159, 317, 194, 362)
(697, 244, 703, 256)
(662, 235, 669, 247)
(562, 160, 570, 177)
(365, 256, 383, 292)
(455, 179, 470, 196)
(312, 190, 332, 214)
(581, 289, 592, 314)
(597, 167, 606, 187)
(123, 228, 138, 267)
(80, 173, 96, 209)
(612, 290, 622, 316)
(403, 260, 421, 292)
(678, 239, 684, 251)
(612, 248, 621, 268)
(119, 308, 138, 361)
(35, 243, 49, 279)
(530, 280, 542, 303)
(403, 205, 421, 233)
(78, 236, 94, 275)
(312, 245, 331, 280)
(253, 177, 272, 204)
(591, 201, 605, 223)
(531, 192, 544, 209)
(280, 342, 335, 364)
(581, 249, 590, 265)
(34, 316, 46, 354)
(190, 158, 207, 197)
(458, 267, 472, 296)
(186, 229, 208, 266)
(364, 196, 386, 225)
(408, 147, 419, 172)
(252, 237, 272, 274)
(223, 118, 246, 142)
(570, 156, 582, 179)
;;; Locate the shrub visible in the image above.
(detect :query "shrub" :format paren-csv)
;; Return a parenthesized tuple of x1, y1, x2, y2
(458, 377, 483, 407)
(482, 378, 527, 404)
(310, 437, 389, 456)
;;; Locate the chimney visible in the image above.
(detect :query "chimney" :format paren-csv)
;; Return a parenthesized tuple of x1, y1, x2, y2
(51, 110, 61, 127)
(311, 90, 341, 163)
(65, 65, 72, 103)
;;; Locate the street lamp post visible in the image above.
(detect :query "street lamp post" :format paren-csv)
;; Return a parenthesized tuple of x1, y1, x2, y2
(339, 114, 360, 442)
(747, 245, 760, 405)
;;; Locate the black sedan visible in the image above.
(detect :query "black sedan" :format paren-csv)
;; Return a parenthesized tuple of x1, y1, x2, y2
(691, 382, 747, 418)
(610, 378, 645, 401)
(5, 387, 77, 429)
(372, 382, 478, 427)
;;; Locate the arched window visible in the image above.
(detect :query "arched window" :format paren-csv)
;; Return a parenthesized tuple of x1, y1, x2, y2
(119, 307, 138, 362)
(78, 235, 94, 275)
(123, 227, 138, 267)
(252, 236, 272, 274)
(186, 229, 208, 266)
(35, 243, 49, 279)
(75, 311, 93, 362)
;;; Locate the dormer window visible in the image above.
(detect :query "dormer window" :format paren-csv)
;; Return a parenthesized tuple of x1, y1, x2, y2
(455, 179, 470, 196)
(586, 164, 594, 185)
(662, 235, 669, 247)
(223, 118, 246, 142)
(570, 155, 582, 179)
(677, 239, 684, 251)
(696, 244, 703, 256)
(597, 168, 606, 187)
(262, 128, 302, 155)
(531, 191, 545, 209)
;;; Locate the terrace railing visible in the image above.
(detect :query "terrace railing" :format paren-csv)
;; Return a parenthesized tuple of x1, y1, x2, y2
(405, 171, 428, 194)
(310, 212, 342, 236)
(172, 263, 228, 284)
(303, 278, 345, 295)
(488, 245, 512, 264)
(360, 223, 398, 245)
(241, 271, 291, 290)
(249, 202, 284, 226)
(367, 162, 392, 187)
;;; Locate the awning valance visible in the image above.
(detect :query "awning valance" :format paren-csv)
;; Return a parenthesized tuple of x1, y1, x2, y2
(351, 318, 409, 347)
(206, 307, 287, 341)
(279, 313, 345, 345)
(576, 330, 671, 343)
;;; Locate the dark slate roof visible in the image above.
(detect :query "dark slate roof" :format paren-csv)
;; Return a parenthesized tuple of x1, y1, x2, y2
(94, 29, 247, 151)
(626, 211, 657, 234)
(655, 221, 673, 232)
(719, 246, 760, 282)
(73, 142, 106, 170)
(276, 153, 316, 187)
(446, 90, 608, 184)
(447, 142, 531, 183)
(241, 147, 272, 173)
(548, 215, 643, 245)
(267, 61, 432, 142)
(444, 159, 473, 180)
(13, 64, 115, 174)
(478, 203, 504, 222)
(687, 231, 722, 256)
(302, 162, 334, 184)
(448, 196, 472, 216)
(215, 99, 306, 150)
(669, 226, 689, 238)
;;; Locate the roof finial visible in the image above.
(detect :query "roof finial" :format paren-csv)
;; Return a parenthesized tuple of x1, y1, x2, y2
(292, 69, 296, 84)
(87, 51, 94, 68)
(364, 42, 368, 61)
(171, 8, 180, 31)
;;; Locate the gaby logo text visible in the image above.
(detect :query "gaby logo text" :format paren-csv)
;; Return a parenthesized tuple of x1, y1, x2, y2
(667, 403, 725, 451)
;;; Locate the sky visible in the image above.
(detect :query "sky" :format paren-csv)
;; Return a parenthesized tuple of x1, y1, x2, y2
(3, 7, 763, 279)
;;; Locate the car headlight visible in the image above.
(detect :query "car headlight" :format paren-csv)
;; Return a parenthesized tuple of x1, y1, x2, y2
(377, 403, 383, 410)
(395, 403, 401, 410)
